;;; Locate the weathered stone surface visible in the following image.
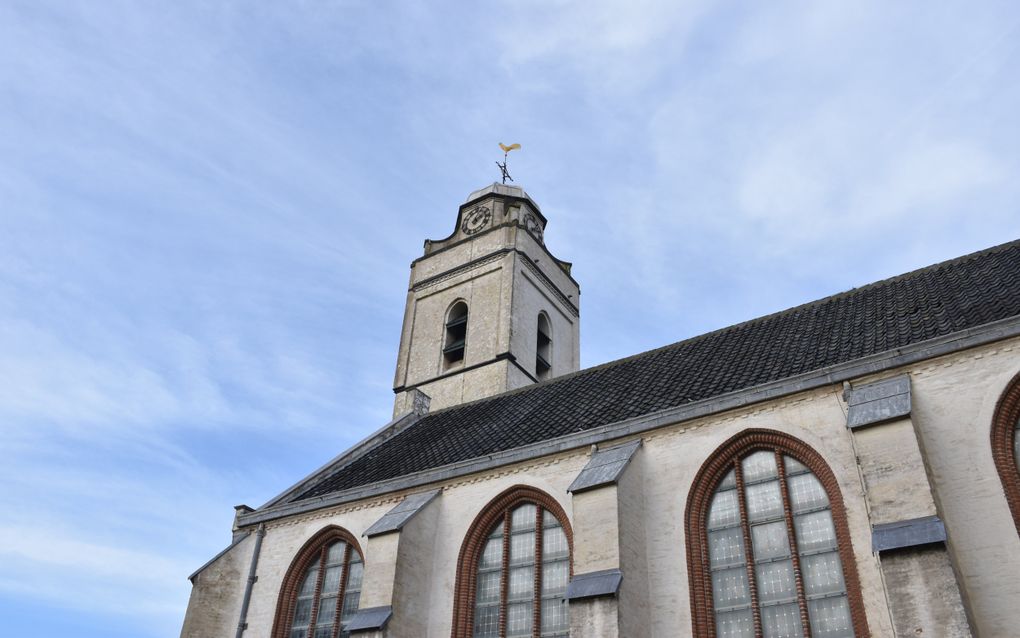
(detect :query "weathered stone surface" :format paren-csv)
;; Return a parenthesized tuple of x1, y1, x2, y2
(882, 546, 972, 637)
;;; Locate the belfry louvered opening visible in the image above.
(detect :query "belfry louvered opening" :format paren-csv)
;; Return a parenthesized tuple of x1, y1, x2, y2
(536, 313, 551, 381)
(444, 301, 468, 368)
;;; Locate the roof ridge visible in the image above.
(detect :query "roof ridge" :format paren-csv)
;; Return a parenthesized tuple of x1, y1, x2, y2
(424, 237, 1020, 418)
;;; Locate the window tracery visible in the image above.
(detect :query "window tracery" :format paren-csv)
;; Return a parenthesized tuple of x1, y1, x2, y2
(686, 430, 869, 638)
(452, 486, 572, 638)
(273, 527, 363, 638)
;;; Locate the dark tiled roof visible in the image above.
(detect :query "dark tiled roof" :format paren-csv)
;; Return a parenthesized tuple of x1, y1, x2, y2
(296, 239, 1020, 501)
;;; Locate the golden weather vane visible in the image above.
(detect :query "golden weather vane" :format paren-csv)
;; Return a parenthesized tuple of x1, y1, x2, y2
(496, 143, 521, 184)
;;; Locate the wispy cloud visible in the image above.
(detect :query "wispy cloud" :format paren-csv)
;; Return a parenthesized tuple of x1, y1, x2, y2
(1, 1, 1019, 635)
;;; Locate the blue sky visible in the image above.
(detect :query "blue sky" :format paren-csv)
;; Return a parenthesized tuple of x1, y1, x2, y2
(2, 1, 1019, 635)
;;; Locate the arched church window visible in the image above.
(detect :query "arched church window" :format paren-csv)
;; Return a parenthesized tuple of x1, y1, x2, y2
(444, 301, 469, 368)
(991, 371, 1020, 535)
(536, 313, 552, 381)
(451, 486, 572, 638)
(272, 526, 364, 638)
(685, 430, 869, 638)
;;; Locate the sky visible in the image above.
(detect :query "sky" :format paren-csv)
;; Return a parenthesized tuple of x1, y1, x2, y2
(1, 1, 1019, 635)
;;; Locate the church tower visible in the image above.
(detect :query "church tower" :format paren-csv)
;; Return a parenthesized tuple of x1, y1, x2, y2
(392, 183, 580, 416)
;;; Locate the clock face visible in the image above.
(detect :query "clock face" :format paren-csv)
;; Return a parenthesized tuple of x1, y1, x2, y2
(523, 212, 543, 240)
(461, 206, 491, 235)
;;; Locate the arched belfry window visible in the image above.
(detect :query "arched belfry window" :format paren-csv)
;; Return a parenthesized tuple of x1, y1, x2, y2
(992, 371, 1020, 535)
(272, 526, 364, 638)
(451, 486, 572, 638)
(536, 313, 552, 381)
(685, 430, 869, 638)
(444, 301, 469, 368)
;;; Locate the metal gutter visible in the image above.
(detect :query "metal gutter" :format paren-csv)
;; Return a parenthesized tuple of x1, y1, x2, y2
(238, 314, 1020, 528)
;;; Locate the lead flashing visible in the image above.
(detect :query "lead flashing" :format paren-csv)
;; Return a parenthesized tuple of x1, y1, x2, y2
(846, 375, 911, 429)
(565, 568, 623, 600)
(364, 489, 441, 537)
(346, 606, 393, 632)
(237, 316, 1020, 528)
(872, 516, 947, 553)
(568, 440, 641, 493)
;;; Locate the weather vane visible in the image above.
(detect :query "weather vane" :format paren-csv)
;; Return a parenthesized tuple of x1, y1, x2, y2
(496, 143, 521, 184)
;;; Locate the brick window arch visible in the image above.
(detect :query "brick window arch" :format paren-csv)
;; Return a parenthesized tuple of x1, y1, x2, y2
(451, 485, 573, 638)
(991, 370, 1020, 535)
(685, 430, 869, 638)
(272, 526, 364, 638)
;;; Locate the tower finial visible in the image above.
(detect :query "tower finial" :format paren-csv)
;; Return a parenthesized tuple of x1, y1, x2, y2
(496, 143, 521, 184)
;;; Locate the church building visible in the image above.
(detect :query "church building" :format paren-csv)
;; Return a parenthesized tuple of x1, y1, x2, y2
(180, 183, 1020, 637)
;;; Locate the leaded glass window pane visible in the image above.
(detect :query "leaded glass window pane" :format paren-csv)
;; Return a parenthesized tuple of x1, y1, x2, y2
(511, 504, 537, 530)
(298, 568, 319, 597)
(321, 566, 342, 594)
(346, 559, 364, 591)
(474, 605, 499, 638)
(542, 560, 569, 596)
(542, 526, 568, 559)
(746, 480, 784, 523)
(506, 602, 532, 636)
(709, 488, 741, 529)
(801, 551, 846, 597)
(510, 531, 536, 565)
(755, 560, 797, 604)
(715, 608, 754, 638)
(751, 520, 791, 561)
(712, 566, 751, 609)
(807, 595, 854, 637)
(481, 536, 503, 569)
(326, 541, 346, 563)
(293, 598, 313, 627)
(794, 510, 837, 553)
(761, 602, 804, 638)
(540, 597, 569, 634)
(316, 596, 337, 624)
(787, 473, 829, 514)
(508, 566, 534, 600)
(477, 570, 501, 603)
(341, 590, 360, 621)
(784, 456, 809, 476)
(742, 450, 779, 483)
(709, 526, 746, 569)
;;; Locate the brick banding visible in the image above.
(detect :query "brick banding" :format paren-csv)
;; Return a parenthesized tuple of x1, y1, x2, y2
(450, 485, 573, 638)
(271, 525, 364, 638)
(684, 429, 870, 637)
(991, 371, 1020, 536)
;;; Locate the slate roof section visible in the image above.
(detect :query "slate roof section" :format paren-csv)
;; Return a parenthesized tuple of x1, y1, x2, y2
(296, 239, 1020, 502)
